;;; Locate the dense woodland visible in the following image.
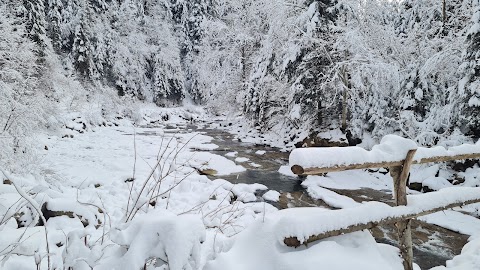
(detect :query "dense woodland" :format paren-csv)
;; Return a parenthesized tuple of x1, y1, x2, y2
(2, 0, 480, 170)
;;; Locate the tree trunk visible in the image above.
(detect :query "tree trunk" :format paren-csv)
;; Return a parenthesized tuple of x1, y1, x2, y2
(442, 0, 447, 26)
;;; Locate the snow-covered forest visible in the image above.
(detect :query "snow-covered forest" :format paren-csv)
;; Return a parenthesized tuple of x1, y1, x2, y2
(2, 0, 480, 269)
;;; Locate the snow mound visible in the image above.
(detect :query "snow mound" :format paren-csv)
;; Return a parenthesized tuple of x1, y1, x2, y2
(235, 157, 250, 163)
(188, 152, 246, 175)
(278, 165, 297, 177)
(107, 210, 205, 270)
(263, 190, 281, 202)
(419, 210, 480, 236)
(232, 183, 267, 203)
(303, 185, 358, 208)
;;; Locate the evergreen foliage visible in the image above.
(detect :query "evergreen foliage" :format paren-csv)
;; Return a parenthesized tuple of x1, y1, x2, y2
(2, 0, 480, 148)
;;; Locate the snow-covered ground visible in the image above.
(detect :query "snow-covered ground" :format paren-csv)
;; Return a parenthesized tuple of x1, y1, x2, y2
(0, 107, 276, 269)
(2, 107, 480, 269)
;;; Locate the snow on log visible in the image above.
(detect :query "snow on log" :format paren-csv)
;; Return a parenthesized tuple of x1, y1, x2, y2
(277, 187, 480, 247)
(413, 144, 480, 163)
(290, 135, 480, 175)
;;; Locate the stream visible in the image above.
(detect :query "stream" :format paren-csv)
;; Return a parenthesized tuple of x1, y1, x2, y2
(167, 122, 468, 270)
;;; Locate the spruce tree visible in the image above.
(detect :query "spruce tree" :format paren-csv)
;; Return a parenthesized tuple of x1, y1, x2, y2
(71, 2, 95, 78)
(460, 1, 480, 137)
(46, 0, 63, 52)
(23, 0, 47, 49)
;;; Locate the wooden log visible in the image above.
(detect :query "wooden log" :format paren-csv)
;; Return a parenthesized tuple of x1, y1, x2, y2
(291, 160, 405, 175)
(397, 219, 413, 270)
(415, 153, 480, 165)
(291, 152, 480, 176)
(283, 197, 480, 247)
(391, 149, 416, 270)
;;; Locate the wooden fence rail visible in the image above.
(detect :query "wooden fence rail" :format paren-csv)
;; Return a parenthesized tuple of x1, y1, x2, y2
(289, 141, 480, 270)
(291, 152, 480, 175)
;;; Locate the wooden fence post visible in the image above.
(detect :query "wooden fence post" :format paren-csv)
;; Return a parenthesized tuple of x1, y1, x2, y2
(390, 149, 416, 270)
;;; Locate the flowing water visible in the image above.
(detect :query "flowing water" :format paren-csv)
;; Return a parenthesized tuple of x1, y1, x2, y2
(164, 122, 468, 269)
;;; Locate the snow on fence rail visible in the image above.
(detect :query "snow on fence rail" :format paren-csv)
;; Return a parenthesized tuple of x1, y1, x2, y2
(287, 135, 480, 270)
(281, 187, 480, 246)
(290, 135, 480, 175)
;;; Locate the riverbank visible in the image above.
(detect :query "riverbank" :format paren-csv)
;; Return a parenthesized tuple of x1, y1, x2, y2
(1, 107, 480, 269)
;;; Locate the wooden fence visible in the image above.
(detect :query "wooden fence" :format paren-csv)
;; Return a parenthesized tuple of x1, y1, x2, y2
(288, 145, 480, 270)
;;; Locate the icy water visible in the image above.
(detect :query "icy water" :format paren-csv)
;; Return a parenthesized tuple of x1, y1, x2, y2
(164, 122, 467, 270)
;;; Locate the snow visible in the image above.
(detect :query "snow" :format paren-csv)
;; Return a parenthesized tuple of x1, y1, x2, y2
(263, 190, 281, 202)
(225, 151, 238, 157)
(302, 170, 392, 191)
(419, 210, 480, 236)
(290, 135, 417, 169)
(232, 183, 267, 203)
(0, 227, 46, 256)
(188, 152, 246, 176)
(0, 108, 279, 269)
(278, 165, 297, 177)
(103, 210, 205, 270)
(422, 176, 453, 190)
(234, 157, 250, 163)
(410, 164, 440, 184)
(255, 150, 266, 155)
(414, 144, 480, 162)
(249, 162, 262, 168)
(289, 104, 301, 119)
(189, 143, 219, 151)
(304, 185, 359, 208)
(317, 129, 348, 143)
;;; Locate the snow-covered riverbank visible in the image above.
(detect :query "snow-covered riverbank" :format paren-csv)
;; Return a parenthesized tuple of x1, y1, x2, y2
(1, 106, 480, 270)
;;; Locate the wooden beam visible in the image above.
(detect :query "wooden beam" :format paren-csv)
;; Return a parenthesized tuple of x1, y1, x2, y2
(391, 149, 416, 270)
(283, 197, 480, 247)
(415, 153, 480, 164)
(291, 161, 404, 175)
(291, 153, 480, 176)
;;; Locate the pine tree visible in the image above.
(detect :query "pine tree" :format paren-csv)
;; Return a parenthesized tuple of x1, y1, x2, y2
(89, 0, 108, 12)
(71, 0, 95, 78)
(46, 0, 63, 51)
(145, 0, 185, 104)
(169, 0, 215, 102)
(241, 0, 338, 132)
(23, 0, 47, 50)
(459, 0, 480, 137)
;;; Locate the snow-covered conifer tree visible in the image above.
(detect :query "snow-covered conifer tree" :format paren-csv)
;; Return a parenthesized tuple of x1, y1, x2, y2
(46, 0, 63, 51)
(71, 0, 96, 78)
(23, 0, 47, 51)
(459, 0, 480, 137)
